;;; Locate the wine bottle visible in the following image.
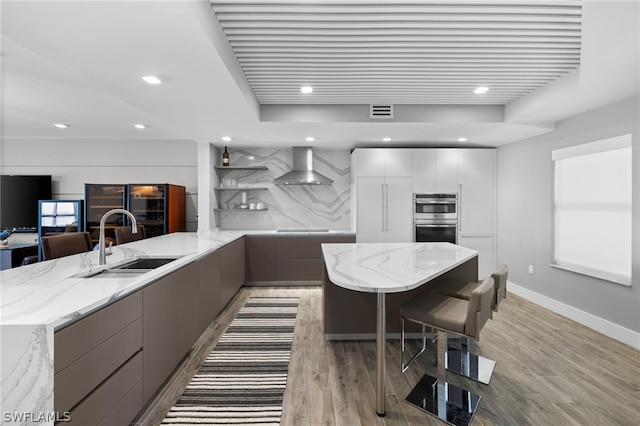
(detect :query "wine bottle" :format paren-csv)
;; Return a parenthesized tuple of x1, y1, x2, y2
(222, 146, 230, 166)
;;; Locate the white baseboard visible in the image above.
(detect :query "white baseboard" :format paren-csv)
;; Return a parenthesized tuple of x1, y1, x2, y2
(507, 281, 640, 350)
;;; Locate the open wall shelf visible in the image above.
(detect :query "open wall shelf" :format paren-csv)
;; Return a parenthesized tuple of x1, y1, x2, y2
(214, 166, 268, 171)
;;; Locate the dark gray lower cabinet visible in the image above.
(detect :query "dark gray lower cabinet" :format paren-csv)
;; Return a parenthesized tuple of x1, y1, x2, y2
(52, 233, 359, 424)
(246, 236, 276, 281)
(177, 261, 201, 359)
(199, 250, 221, 334)
(143, 273, 178, 403)
(246, 235, 355, 282)
(220, 238, 246, 308)
(53, 291, 143, 425)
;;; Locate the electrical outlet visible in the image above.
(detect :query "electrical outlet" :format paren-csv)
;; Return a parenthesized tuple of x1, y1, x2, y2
(528, 265, 534, 275)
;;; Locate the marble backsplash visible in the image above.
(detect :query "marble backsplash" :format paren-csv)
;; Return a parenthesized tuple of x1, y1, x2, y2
(216, 148, 351, 230)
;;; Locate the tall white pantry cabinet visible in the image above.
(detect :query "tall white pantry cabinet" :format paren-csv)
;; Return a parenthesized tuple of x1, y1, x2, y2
(351, 148, 496, 278)
(352, 148, 413, 243)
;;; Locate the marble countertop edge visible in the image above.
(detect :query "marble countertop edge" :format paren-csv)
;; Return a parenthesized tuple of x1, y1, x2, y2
(0, 229, 355, 329)
(321, 242, 478, 294)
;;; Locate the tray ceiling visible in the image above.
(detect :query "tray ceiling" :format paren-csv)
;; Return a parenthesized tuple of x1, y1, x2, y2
(209, 0, 582, 105)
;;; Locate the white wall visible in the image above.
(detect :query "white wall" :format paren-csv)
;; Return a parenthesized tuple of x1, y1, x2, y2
(497, 95, 640, 347)
(0, 139, 198, 242)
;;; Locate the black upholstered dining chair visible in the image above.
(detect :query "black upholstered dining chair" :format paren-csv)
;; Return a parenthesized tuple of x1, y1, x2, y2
(41, 232, 93, 260)
(113, 225, 146, 245)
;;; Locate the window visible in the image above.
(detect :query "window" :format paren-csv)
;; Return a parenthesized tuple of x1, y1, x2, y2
(552, 135, 632, 286)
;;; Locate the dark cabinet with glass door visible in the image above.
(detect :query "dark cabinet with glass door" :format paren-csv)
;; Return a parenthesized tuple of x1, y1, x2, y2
(126, 184, 185, 238)
(84, 184, 126, 245)
(85, 183, 185, 245)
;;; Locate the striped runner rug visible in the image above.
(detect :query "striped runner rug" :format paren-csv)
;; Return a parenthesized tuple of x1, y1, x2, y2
(161, 296, 300, 425)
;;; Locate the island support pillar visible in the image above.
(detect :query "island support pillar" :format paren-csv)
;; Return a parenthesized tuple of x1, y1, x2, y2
(376, 292, 386, 417)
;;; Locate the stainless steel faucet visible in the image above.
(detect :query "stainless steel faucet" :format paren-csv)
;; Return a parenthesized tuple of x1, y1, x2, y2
(99, 208, 137, 265)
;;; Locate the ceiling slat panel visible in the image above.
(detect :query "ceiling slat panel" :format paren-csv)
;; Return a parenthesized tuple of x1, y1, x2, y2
(208, 0, 581, 105)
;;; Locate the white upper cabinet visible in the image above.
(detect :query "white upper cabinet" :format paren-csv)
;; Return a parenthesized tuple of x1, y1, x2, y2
(356, 148, 412, 177)
(411, 149, 458, 194)
(457, 149, 495, 234)
(385, 149, 413, 177)
(411, 149, 436, 193)
(356, 148, 386, 177)
(435, 149, 459, 193)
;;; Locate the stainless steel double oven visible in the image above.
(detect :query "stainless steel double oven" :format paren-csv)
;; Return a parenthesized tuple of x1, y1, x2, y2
(413, 193, 458, 243)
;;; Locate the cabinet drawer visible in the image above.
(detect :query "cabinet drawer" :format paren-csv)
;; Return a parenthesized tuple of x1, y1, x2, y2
(54, 317, 143, 413)
(99, 378, 143, 426)
(275, 236, 355, 259)
(276, 237, 321, 259)
(275, 259, 323, 281)
(63, 351, 142, 426)
(54, 291, 142, 374)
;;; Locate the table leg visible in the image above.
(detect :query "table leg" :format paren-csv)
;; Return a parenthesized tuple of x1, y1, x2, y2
(376, 292, 386, 417)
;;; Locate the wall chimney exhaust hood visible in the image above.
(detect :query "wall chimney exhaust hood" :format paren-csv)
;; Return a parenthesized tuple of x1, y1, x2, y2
(273, 147, 333, 185)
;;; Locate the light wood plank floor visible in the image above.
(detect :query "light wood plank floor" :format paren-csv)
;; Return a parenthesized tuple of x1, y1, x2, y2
(135, 286, 640, 426)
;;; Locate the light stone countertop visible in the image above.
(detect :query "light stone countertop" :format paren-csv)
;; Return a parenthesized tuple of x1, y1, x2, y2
(321, 242, 478, 293)
(0, 229, 355, 329)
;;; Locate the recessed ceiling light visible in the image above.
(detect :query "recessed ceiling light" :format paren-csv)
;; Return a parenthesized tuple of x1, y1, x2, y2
(306, 137, 315, 142)
(458, 137, 468, 142)
(54, 123, 68, 129)
(301, 86, 313, 94)
(248, 156, 255, 160)
(142, 75, 162, 85)
(382, 137, 391, 142)
(474, 86, 489, 94)
(134, 124, 146, 129)
(222, 136, 231, 142)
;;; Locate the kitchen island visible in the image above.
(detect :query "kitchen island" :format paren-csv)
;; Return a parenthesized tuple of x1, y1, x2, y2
(321, 242, 478, 417)
(0, 229, 353, 425)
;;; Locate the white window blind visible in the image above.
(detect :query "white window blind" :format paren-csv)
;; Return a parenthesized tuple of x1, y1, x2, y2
(552, 135, 632, 286)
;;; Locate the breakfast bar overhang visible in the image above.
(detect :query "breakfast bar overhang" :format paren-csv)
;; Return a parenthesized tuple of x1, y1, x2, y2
(321, 242, 479, 417)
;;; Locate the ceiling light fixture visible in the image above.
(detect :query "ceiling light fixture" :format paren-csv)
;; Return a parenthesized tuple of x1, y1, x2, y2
(54, 123, 68, 129)
(222, 136, 231, 142)
(134, 124, 146, 129)
(142, 75, 162, 85)
(301, 86, 313, 94)
(458, 137, 468, 142)
(382, 137, 391, 142)
(306, 137, 315, 142)
(474, 86, 489, 94)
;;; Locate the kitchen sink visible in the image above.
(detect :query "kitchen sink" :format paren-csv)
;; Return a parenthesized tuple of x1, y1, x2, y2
(113, 257, 179, 270)
(77, 257, 181, 279)
(276, 228, 329, 233)
(86, 269, 147, 279)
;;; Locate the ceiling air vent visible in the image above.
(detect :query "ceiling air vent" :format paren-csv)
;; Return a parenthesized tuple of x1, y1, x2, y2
(370, 104, 394, 119)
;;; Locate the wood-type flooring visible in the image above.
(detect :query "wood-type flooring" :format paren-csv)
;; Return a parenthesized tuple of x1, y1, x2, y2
(135, 286, 640, 426)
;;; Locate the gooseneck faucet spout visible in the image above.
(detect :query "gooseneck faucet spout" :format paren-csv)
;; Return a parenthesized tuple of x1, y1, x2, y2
(99, 209, 137, 265)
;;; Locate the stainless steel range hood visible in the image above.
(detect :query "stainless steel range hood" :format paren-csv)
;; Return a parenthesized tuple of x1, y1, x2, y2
(273, 147, 333, 185)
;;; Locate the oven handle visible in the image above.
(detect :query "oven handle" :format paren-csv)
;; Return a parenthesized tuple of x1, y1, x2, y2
(415, 224, 457, 228)
(414, 200, 455, 204)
